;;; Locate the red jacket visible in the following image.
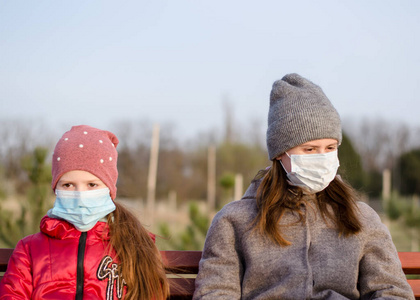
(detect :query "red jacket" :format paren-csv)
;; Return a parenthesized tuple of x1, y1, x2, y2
(0, 216, 132, 299)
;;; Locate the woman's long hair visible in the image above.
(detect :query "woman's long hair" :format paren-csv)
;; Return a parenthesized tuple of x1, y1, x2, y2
(252, 159, 362, 246)
(107, 203, 170, 300)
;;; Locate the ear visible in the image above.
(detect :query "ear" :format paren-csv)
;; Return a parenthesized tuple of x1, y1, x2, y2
(276, 152, 287, 161)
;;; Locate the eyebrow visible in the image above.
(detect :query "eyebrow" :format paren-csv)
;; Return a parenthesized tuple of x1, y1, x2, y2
(299, 143, 338, 148)
(57, 179, 72, 183)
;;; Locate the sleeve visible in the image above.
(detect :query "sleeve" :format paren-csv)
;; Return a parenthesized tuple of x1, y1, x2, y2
(193, 207, 243, 300)
(357, 203, 415, 300)
(0, 239, 34, 299)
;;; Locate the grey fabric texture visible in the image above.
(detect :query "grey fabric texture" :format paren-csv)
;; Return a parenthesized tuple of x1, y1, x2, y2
(267, 73, 342, 160)
(193, 180, 414, 300)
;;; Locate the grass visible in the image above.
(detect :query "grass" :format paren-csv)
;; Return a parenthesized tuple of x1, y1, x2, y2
(383, 216, 420, 252)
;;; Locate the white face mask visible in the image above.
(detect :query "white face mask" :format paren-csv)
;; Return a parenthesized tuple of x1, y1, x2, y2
(281, 150, 340, 194)
(48, 188, 116, 232)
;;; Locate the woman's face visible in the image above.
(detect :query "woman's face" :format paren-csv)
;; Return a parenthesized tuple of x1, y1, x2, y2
(56, 170, 107, 192)
(277, 138, 338, 173)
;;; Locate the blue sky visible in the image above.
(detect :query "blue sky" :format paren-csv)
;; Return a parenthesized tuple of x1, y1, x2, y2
(1, 0, 419, 139)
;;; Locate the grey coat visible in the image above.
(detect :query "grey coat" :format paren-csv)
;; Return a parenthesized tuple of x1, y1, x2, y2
(193, 181, 414, 300)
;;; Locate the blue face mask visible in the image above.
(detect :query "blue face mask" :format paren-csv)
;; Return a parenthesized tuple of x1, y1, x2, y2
(48, 188, 116, 232)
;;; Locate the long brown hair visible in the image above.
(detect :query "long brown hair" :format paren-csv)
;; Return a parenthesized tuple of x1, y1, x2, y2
(252, 160, 362, 246)
(107, 202, 170, 300)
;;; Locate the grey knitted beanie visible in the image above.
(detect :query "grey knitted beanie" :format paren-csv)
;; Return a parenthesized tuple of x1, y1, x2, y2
(266, 73, 342, 160)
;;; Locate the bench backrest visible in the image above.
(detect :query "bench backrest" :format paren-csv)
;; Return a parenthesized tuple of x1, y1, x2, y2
(1, 248, 419, 299)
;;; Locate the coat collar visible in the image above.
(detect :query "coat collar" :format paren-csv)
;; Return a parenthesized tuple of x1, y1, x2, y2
(40, 215, 110, 240)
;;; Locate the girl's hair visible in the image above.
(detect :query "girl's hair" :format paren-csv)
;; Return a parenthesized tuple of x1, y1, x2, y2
(252, 159, 362, 246)
(107, 202, 170, 300)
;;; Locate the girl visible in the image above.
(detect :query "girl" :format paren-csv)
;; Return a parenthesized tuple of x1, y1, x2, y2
(0, 125, 169, 299)
(193, 74, 414, 299)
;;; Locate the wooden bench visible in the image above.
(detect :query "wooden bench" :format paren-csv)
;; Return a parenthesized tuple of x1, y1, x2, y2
(1, 248, 419, 299)
(0, 248, 200, 300)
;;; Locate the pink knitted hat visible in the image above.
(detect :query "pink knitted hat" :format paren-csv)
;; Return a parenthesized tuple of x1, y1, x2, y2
(51, 125, 119, 199)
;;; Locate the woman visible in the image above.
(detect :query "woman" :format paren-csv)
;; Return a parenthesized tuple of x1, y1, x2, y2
(0, 125, 169, 300)
(193, 74, 414, 299)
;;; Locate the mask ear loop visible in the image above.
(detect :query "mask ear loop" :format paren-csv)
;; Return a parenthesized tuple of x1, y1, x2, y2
(279, 152, 291, 174)
(278, 152, 301, 195)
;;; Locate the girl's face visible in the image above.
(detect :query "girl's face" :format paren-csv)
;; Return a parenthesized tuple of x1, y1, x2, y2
(56, 170, 107, 192)
(277, 138, 338, 173)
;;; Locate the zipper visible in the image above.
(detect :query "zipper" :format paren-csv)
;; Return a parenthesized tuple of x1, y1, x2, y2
(76, 232, 87, 300)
